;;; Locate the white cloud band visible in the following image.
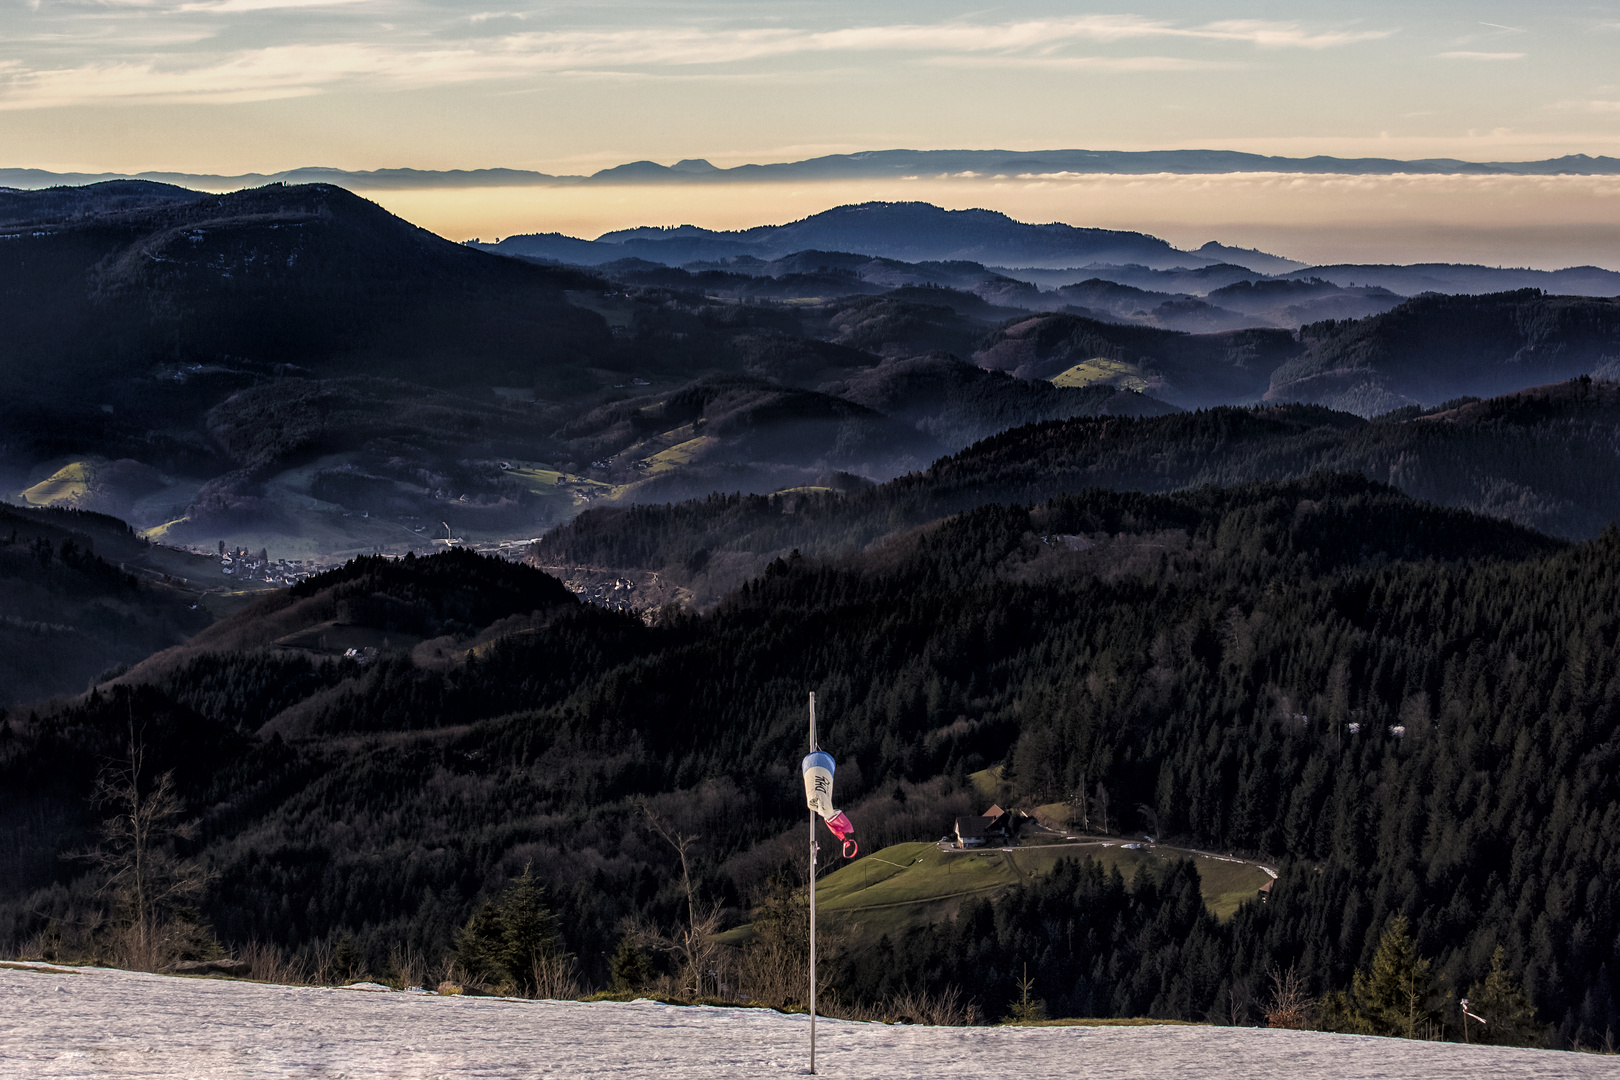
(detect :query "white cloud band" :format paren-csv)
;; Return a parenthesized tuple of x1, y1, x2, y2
(0, 13, 1394, 109)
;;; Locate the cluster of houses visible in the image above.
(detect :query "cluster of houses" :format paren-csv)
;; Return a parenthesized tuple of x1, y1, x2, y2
(215, 544, 314, 586)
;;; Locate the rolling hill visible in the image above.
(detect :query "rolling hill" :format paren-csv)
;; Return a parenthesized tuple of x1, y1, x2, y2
(972, 314, 1299, 408)
(491, 202, 1216, 270)
(527, 378, 1620, 607)
(0, 181, 609, 402)
(1269, 291, 1620, 414)
(0, 179, 200, 226)
(0, 502, 215, 704)
(830, 353, 1176, 450)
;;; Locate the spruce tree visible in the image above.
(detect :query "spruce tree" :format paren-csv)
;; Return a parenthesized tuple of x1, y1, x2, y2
(1006, 963, 1049, 1022)
(500, 864, 566, 995)
(453, 864, 567, 995)
(453, 900, 508, 987)
(1351, 915, 1443, 1038)
(1466, 946, 1541, 1047)
(610, 938, 654, 992)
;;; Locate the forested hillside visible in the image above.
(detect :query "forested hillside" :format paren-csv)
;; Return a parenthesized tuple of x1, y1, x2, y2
(4, 475, 1618, 1046)
(1270, 291, 1620, 415)
(0, 502, 211, 704)
(533, 378, 1620, 608)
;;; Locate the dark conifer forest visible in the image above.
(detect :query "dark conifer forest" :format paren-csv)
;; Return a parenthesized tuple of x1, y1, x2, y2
(4, 474, 1619, 1046)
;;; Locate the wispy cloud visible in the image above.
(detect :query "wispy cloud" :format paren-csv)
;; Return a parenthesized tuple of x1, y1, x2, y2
(930, 55, 1243, 72)
(0, 44, 475, 109)
(440, 17, 1391, 70)
(0, 13, 1397, 109)
(175, 0, 375, 13)
(1194, 20, 1390, 49)
(1438, 51, 1525, 61)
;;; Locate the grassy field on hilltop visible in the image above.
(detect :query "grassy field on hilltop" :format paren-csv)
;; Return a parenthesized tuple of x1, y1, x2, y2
(721, 838, 1272, 950)
(1049, 357, 1152, 393)
(645, 436, 716, 474)
(20, 460, 90, 506)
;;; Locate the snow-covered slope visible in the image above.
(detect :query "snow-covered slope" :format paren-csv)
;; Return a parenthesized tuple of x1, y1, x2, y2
(0, 964, 1607, 1079)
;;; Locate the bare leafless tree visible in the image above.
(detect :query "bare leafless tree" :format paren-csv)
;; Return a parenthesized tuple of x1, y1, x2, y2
(388, 942, 429, 990)
(239, 939, 309, 985)
(530, 950, 582, 1000)
(1070, 784, 1088, 832)
(883, 984, 982, 1026)
(639, 803, 722, 998)
(1087, 782, 1111, 836)
(1136, 803, 1161, 839)
(1227, 978, 1254, 1026)
(1264, 965, 1315, 1030)
(82, 715, 210, 970)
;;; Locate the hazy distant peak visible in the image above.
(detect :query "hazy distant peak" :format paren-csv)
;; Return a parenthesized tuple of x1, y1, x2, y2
(596, 222, 728, 241)
(1196, 241, 1307, 274)
(495, 200, 1313, 273)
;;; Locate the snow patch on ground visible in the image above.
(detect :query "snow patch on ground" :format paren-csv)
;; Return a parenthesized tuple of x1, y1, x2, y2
(0, 964, 1609, 1079)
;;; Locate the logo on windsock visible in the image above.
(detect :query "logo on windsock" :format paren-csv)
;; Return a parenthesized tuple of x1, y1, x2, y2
(802, 750, 858, 858)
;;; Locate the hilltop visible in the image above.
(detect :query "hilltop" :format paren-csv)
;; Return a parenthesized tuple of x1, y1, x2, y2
(1269, 291, 1620, 414)
(0, 181, 606, 401)
(490, 200, 1262, 271)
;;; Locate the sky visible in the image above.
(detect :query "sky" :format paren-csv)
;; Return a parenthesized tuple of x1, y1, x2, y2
(4, 2, 1620, 262)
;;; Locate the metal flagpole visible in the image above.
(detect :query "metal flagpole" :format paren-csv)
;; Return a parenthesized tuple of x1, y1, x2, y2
(808, 691, 818, 1076)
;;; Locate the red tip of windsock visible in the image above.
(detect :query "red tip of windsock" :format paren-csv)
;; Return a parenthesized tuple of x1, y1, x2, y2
(825, 811, 857, 857)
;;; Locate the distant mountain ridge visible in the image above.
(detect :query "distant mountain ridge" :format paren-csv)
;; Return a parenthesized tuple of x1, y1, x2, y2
(7, 148, 1620, 191)
(484, 201, 1620, 299)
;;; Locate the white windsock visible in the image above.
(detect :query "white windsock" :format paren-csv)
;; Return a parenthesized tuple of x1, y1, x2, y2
(802, 750, 857, 856)
(802, 750, 836, 819)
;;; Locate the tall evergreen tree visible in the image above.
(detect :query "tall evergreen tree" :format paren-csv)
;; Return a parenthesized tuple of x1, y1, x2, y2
(1466, 946, 1542, 1047)
(1351, 915, 1444, 1038)
(453, 864, 568, 996)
